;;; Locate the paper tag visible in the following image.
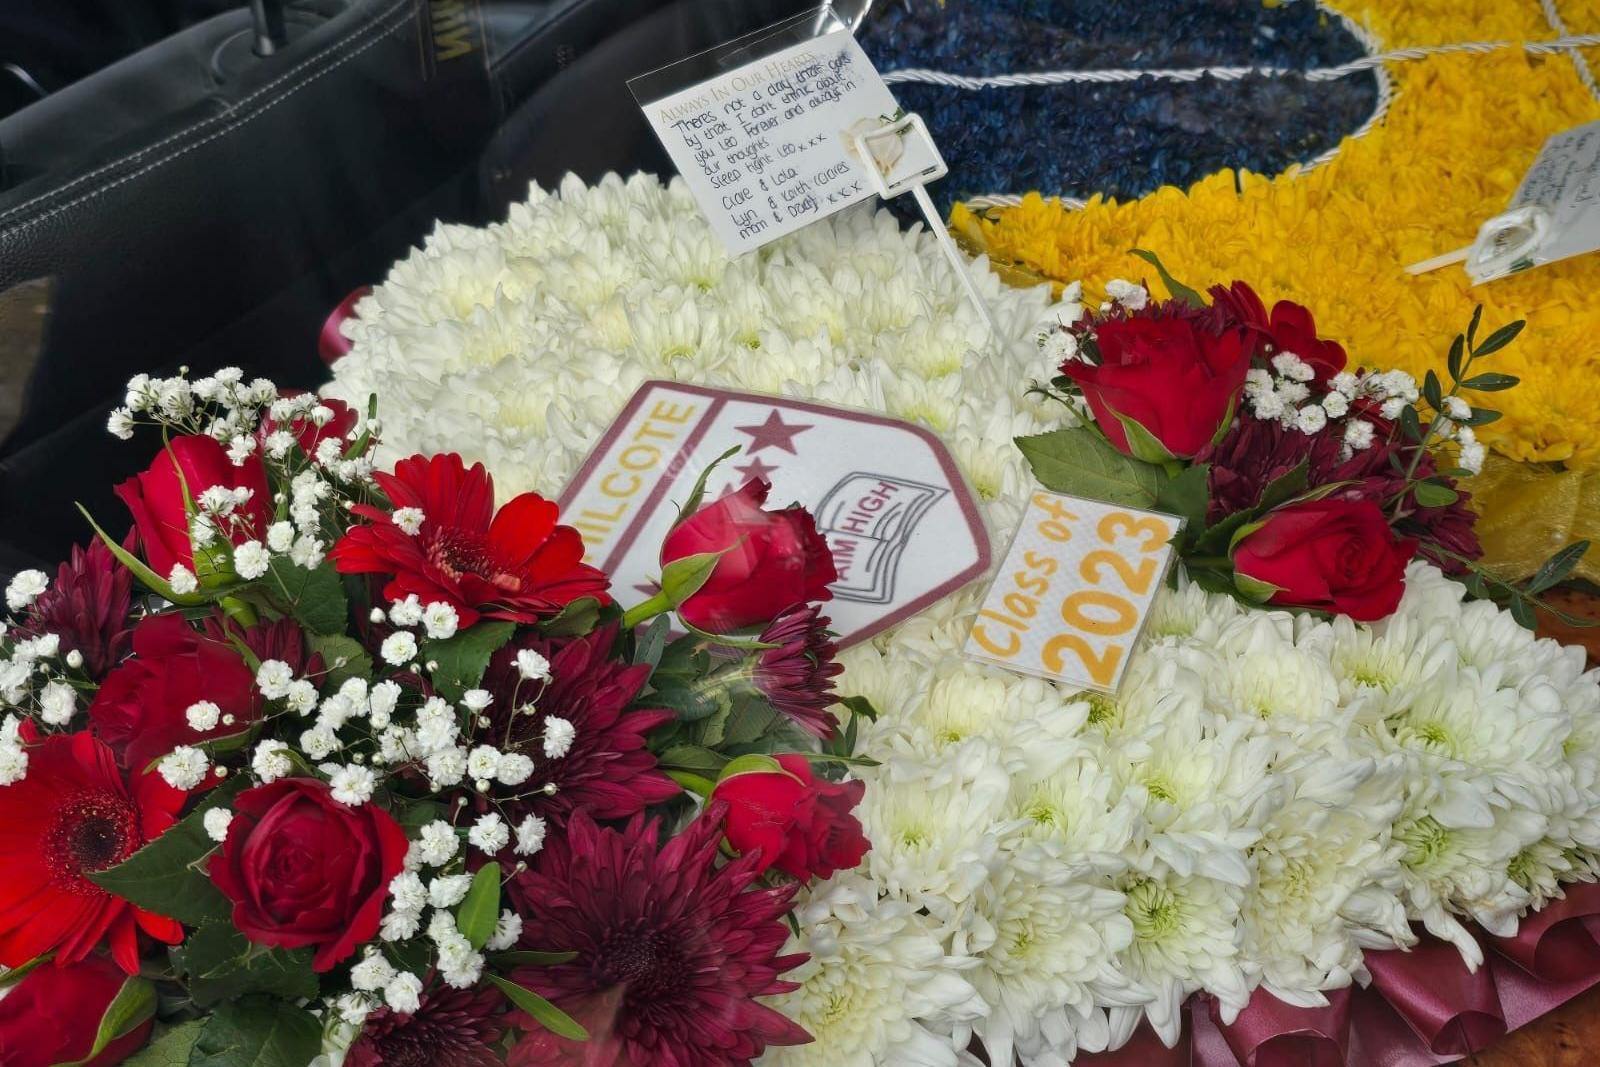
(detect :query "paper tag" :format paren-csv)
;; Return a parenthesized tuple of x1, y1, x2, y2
(964, 491, 1179, 692)
(559, 382, 990, 648)
(1473, 120, 1600, 282)
(631, 13, 942, 255)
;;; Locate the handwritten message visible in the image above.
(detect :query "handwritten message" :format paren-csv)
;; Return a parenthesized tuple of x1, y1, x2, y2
(639, 29, 937, 254)
(965, 491, 1179, 693)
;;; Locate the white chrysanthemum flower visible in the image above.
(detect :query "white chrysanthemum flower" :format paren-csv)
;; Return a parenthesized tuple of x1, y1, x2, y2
(1003, 736, 1141, 878)
(856, 765, 1009, 918)
(1110, 867, 1248, 1045)
(1143, 579, 1244, 646)
(950, 853, 1139, 1066)
(758, 875, 985, 1067)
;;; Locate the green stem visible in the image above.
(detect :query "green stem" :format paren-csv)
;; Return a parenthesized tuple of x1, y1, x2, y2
(1186, 555, 1230, 569)
(219, 595, 259, 628)
(620, 591, 674, 629)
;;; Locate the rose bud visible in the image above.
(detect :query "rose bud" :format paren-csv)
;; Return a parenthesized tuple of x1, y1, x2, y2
(114, 434, 270, 579)
(1230, 497, 1417, 622)
(712, 754, 868, 881)
(0, 955, 154, 1066)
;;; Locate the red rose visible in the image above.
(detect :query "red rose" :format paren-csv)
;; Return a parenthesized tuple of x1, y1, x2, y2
(1063, 315, 1252, 460)
(89, 612, 257, 773)
(260, 394, 360, 461)
(712, 754, 868, 880)
(0, 955, 153, 1067)
(1208, 280, 1347, 385)
(1231, 498, 1417, 622)
(209, 778, 408, 971)
(660, 479, 836, 633)
(331, 453, 609, 628)
(114, 434, 270, 579)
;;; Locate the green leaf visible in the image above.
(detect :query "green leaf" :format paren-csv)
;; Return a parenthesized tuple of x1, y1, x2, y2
(425, 621, 516, 703)
(120, 1020, 205, 1067)
(1411, 480, 1460, 508)
(305, 634, 372, 689)
(1129, 248, 1204, 307)
(1398, 405, 1423, 443)
(1233, 571, 1280, 603)
(1014, 428, 1162, 508)
(1460, 372, 1520, 392)
(88, 776, 246, 926)
(1422, 370, 1443, 412)
(1153, 463, 1209, 531)
(1463, 407, 1502, 426)
(675, 445, 742, 527)
(0, 952, 51, 988)
(485, 974, 588, 1041)
(1446, 334, 1465, 382)
(653, 681, 731, 723)
(58, 974, 156, 1066)
(457, 863, 502, 950)
(187, 996, 321, 1067)
(838, 695, 881, 722)
(75, 504, 195, 604)
(723, 700, 778, 746)
(1472, 319, 1525, 357)
(1108, 411, 1177, 466)
(633, 615, 671, 669)
(1527, 540, 1590, 595)
(1510, 594, 1537, 631)
(660, 550, 726, 610)
(263, 558, 348, 635)
(659, 744, 729, 775)
(170, 923, 318, 1008)
(1466, 304, 1484, 348)
(540, 597, 602, 638)
(490, 949, 579, 967)
(1257, 459, 1310, 513)
(716, 753, 786, 783)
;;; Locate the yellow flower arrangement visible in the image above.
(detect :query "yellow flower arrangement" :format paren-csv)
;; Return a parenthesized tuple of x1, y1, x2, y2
(952, 0, 1600, 578)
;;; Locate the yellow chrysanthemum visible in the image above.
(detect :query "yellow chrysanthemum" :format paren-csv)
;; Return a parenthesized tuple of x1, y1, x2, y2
(953, 0, 1600, 576)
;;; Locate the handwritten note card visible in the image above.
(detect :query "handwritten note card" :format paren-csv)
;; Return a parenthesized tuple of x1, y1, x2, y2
(1504, 119, 1600, 275)
(965, 491, 1179, 693)
(637, 28, 940, 255)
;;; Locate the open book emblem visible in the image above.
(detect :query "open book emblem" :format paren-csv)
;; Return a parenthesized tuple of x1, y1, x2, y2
(559, 382, 990, 647)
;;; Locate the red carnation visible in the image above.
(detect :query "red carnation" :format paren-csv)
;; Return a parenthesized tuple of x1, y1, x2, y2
(90, 612, 257, 773)
(347, 985, 506, 1067)
(330, 453, 609, 628)
(713, 754, 868, 881)
(208, 777, 408, 971)
(114, 434, 270, 579)
(505, 807, 810, 1067)
(0, 730, 185, 973)
(0, 954, 154, 1066)
(19, 538, 133, 680)
(752, 605, 844, 739)
(660, 479, 836, 633)
(476, 626, 678, 832)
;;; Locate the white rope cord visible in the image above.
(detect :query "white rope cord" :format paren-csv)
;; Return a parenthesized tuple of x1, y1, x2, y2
(882, 31, 1600, 89)
(1538, 0, 1600, 103)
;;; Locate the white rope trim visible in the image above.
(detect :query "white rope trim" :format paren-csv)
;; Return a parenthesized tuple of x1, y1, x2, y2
(1538, 0, 1600, 103)
(882, 32, 1600, 89)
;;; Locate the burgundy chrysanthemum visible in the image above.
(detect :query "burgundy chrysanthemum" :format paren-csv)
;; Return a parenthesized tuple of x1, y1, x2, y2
(753, 605, 843, 739)
(505, 807, 810, 1067)
(478, 626, 678, 830)
(1196, 416, 1482, 572)
(19, 539, 132, 680)
(346, 986, 506, 1067)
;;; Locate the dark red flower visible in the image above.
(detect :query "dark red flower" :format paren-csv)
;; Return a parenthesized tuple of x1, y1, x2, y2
(1062, 311, 1252, 460)
(1232, 498, 1417, 621)
(478, 626, 677, 832)
(347, 985, 506, 1067)
(19, 538, 133, 680)
(208, 777, 409, 972)
(203, 613, 325, 678)
(1208, 280, 1346, 384)
(0, 954, 153, 1066)
(0, 731, 185, 973)
(89, 612, 257, 773)
(712, 754, 868, 881)
(330, 453, 609, 628)
(660, 480, 836, 634)
(260, 394, 360, 461)
(505, 807, 810, 1067)
(114, 434, 270, 579)
(752, 605, 843, 739)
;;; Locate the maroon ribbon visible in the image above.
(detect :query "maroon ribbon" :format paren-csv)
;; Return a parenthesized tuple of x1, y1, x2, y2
(318, 286, 370, 365)
(1074, 884, 1600, 1067)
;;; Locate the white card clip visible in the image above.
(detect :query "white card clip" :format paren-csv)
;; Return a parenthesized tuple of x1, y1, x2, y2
(1406, 205, 1552, 284)
(850, 113, 1001, 344)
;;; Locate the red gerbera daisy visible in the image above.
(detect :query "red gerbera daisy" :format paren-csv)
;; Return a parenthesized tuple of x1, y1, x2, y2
(477, 626, 678, 831)
(505, 807, 810, 1067)
(330, 453, 610, 628)
(18, 538, 133, 681)
(346, 985, 506, 1067)
(0, 730, 186, 973)
(752, 605, 844, 739)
